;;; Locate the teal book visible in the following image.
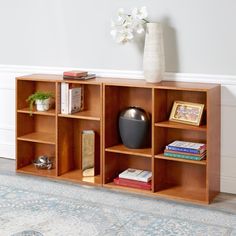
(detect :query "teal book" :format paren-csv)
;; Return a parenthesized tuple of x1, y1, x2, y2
(164, 152, 204, 161)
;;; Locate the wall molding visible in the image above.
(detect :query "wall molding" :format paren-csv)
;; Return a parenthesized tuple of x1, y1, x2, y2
(1, 64, 236, 85)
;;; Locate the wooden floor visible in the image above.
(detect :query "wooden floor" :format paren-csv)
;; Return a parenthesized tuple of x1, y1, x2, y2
(1, 157, 236, 213)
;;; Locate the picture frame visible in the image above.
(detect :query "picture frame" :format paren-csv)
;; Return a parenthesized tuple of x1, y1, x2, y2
(169, 101, 204, 126)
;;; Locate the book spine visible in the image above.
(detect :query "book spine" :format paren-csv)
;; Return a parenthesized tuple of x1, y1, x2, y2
(164, 152, 202, 160)
(57, 83, 61, 113)
(68, 89, 72, 114)
(114, 178, 151, 190)
(167, 146, 200, 154)
(61, 83, 69, 114)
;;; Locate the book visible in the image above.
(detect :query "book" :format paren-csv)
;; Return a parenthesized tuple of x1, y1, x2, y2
(164, 149, 206, 157)
(61, 82, 69, 114)
(57, 82, 61, 113)
(166, 141, 206, 154)
(114, 177, 152, 190)
(82, 130, 95, 177)
(68, 86, 83, 114)
(63, 74, 96, 81)
(61, 83, 84, 115)
(118, 168, 152, 183)
(164, 151, 205, 161)
(63, 70, 88, 77)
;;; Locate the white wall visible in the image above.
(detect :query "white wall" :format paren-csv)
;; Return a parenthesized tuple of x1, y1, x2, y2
(0, 0, 236, 75)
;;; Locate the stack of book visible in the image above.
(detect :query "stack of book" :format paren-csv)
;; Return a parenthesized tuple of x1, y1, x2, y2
(114, 168, 152, 190)
(63, 70, 96, 80)
(164, 140, 206, 161)
(61, 83, 84, 114)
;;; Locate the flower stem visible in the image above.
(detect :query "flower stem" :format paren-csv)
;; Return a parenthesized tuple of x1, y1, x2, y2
(143, 19, 149, 23)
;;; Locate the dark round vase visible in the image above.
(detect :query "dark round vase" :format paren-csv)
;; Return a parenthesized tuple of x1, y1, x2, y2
(119, 107, 150, 149)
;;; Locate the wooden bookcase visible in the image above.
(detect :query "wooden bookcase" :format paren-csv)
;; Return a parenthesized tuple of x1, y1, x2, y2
(16, 75, 220, 204)
(16, 74, 103, 186)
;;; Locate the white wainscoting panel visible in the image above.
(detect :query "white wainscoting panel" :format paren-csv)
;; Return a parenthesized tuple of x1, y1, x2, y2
(0, 65, 236, 194)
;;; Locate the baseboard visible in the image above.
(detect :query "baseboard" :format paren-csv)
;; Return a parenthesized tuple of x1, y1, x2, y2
(221, 176, 236, 194)
(1, 64, 236, 85)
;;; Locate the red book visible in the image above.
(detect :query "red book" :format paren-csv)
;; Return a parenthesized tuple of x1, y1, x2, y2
(114, 177, 152, 190)
(63, 70, 88, 77)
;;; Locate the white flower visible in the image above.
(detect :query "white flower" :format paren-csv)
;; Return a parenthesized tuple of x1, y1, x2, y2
(132, 6, 148, 20)
(117, 8, 125, 22)
(117, 28, 134, 43)
(135, 23, 145, 34)
(111, 6, 149, 44)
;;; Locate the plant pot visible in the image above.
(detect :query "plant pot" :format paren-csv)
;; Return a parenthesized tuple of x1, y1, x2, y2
(35, 98, 50, 112)
(143, 22, 165, 83)
(119, 107, 150, 149)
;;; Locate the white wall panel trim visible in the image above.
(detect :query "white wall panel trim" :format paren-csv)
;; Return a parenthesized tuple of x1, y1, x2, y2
(1, 64, 236, 85)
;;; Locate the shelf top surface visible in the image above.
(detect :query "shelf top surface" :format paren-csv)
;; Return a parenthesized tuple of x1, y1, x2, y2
(16, 74, 220, 91)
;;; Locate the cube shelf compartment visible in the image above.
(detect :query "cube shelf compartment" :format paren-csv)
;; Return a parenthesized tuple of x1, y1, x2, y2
(16, 75, 220, 204)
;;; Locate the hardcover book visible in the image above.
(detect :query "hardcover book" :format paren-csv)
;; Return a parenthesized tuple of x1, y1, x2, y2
(164, 152, 205, 161)
(61, 83, 84, 115)
(68, 87, 83, 114)
(61, 82, 69, 114)
(63, 74, 96, 81)
(63, 70, 88, 77)
(118, 168, 152, 183)
(114, 177, 152, 190)
(164, 149, 206, 157)
(166, 141, 206, 154)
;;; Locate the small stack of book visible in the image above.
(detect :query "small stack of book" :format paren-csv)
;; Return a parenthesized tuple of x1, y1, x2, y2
(164, 140, 206, 161)
(114, 168, 152, 190)
(63, 70, 96, 80)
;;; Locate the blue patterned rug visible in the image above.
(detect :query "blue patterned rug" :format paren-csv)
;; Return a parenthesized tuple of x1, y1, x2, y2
(0, 173, 235, 236)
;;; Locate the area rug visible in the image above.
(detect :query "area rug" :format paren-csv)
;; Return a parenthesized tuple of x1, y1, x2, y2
(0, 173, 235, 236)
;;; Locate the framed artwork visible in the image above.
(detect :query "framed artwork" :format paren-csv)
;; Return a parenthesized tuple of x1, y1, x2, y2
(169, 101, 204, 126)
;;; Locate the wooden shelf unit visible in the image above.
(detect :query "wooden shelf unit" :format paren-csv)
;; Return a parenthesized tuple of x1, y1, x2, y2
(16, 75, 103, 186)
(103, 80, 220, 204)
(16, 75, 220, 204)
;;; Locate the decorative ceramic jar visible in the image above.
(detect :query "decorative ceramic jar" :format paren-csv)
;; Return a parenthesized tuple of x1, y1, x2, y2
(143, 22, 165, 83)
(119, 107, 150, 149)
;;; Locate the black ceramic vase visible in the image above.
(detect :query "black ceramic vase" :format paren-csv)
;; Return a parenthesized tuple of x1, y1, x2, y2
(119, 107, 150, 149)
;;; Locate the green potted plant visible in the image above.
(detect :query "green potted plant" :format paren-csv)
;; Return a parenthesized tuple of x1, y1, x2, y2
(26, 91, 54, 113)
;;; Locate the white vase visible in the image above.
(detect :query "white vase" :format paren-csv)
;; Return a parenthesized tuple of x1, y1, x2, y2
(143, 23, 165, 83)
(35, 98, 50, 112)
